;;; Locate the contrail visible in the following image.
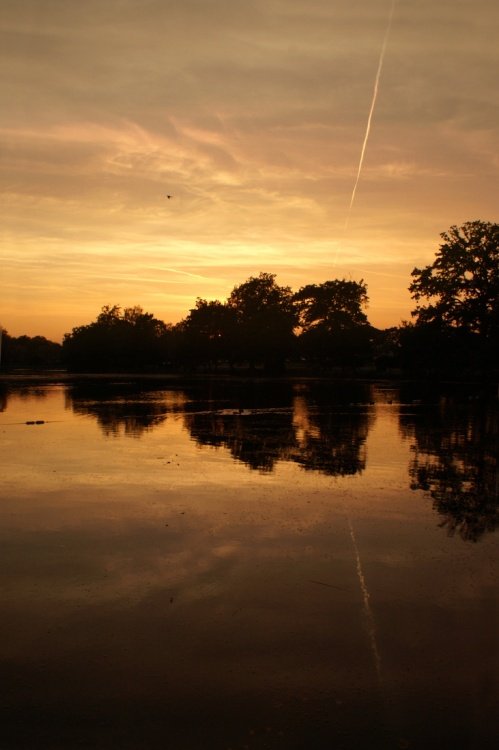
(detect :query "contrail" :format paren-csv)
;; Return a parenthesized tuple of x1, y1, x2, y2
(345, 0, 397, 230)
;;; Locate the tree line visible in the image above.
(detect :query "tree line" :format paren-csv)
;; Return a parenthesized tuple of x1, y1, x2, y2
(2, 220, 498, 376)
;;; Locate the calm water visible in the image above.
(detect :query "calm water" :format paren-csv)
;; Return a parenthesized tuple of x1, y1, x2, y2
(1, 378, 498, 749)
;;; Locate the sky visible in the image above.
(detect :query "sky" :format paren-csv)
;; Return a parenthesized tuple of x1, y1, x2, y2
(1, 0, 498, 341)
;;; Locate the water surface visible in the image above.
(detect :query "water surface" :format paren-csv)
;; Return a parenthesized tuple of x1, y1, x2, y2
(1, 379, 498, 749)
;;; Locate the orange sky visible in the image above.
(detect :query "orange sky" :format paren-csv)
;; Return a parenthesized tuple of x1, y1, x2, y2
(1, 0, 498, 342)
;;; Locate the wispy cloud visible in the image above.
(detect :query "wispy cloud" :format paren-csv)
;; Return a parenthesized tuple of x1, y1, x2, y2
(2, 0, 498, 339)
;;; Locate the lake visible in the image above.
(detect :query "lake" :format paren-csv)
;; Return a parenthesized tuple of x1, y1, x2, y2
(1, 377, 498, 749)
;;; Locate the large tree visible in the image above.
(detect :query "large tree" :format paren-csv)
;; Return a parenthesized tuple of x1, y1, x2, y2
(227, 272, 298, 371)
(178, 299, 237, 369)
(410, 220, 499, 338)
(294, 279, 369, 332)
(294, 279, 373, 368)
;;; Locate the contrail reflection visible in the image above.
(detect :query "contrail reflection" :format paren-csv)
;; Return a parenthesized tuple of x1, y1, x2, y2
(348, 517, 383, 685)
(345, 0, 397, 230)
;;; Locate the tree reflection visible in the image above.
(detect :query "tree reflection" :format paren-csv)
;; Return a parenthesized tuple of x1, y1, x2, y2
(291, 396, 370, 476)
(67, 383, 186, 437)
(182, 380, 297, 472)
(185, 408, 297, 472)
(64, 379, 373, 477)
(183, 381, 373, 476)
(0, 386, 7, 413)
(0, 385, 53, 414)
(401, 398, 499, 541)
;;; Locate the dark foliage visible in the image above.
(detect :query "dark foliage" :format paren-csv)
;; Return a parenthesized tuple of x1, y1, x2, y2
(410, 220, 499, 336)
(6, 223, 499, 378)
(63, 305, 172, 372)
(175, 299, 238, 370)
(227, 272, 298, 372)
(0, 332, 62, 369)
(409, 220, 499, 374)
(294, 279, 374, 369)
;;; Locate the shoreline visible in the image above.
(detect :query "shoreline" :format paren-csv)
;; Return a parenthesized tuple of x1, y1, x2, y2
(0, 368, 496, 392)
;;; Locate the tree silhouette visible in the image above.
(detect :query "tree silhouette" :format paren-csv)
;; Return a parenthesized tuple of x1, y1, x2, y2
(410, 221, 499, 335)
(176, 299, 237, 370)
(63, 305, 172, 371)
(294, 279, 373, 369)
(409, 221, 499, 372)
(0, 332, 62, 369)
(396, 320, 482, 375)
(227, 272, 298, 372)
(295, 279, 369, 330)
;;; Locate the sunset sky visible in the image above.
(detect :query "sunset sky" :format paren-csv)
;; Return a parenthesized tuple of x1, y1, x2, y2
(2, 0, 498, 341)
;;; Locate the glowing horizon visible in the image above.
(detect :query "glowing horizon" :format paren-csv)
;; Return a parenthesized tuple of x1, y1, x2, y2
(2, 0, 498, 342)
